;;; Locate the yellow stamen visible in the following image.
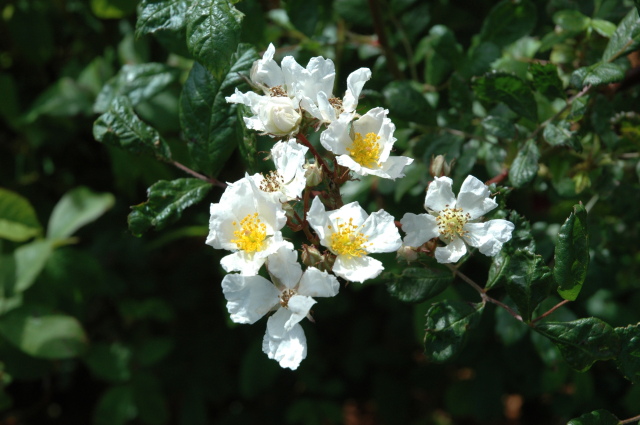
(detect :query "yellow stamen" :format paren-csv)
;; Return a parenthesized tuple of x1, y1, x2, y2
(329, 217, 369, 258)
(436, 207, 471, 242)
(347, 132, 381, 168)
(231, 212, 268, 252)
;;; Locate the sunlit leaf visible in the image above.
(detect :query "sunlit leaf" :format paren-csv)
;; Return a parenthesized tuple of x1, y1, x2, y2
(47, 187, 115, 240)
(0, 189, 41, 242)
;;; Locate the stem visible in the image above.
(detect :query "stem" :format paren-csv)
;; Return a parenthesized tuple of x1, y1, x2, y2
(171, 161, 226, 188)
(528, 84, 592, 142)
(367, 0, 404, 80)
(530, 299, 571, 325)
(485, 168, 509, 186)
(620, 414, 640, 424)
(296, 133, 332, 177)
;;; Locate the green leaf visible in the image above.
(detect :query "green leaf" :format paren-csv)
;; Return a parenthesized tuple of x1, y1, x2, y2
(543, 121, 581, 152)
(94, 96, 172, 162)
(530, 63, 565, 100)
(481, 116, 516, 140)
(186, 0, 243, 79)
(136, 0, 192, 37)
(602, 8, 640, 62)
(553, 10, 591, 32)
(94, 63, 180, 114)
(385, 265, 453, 303)
(479, 0, 537, 48)
(235, 105, 258, 173)
(473, 73, 538, 122)
(133, 373, 168, 425)
(133, 338, 173, 367)
(94, 385, 137, 425)
(0, 188, 41, 242)
(84, 343, 132, 383)
(487, 212, 535, 289)
(13, 239, 54, 293)
(91, 0, 137, 18)
(509, 139, 539, 188)
(23, 78, 94, 122)
(383, 81, 434, 124)
(567, 409, 619, 425)
(424, 301, 484, 363)
(128, 178, 212, 237)
(286, 0, 319, 37)
(0, 306, 88, 359)
(534, 318, 621, 372)
(555, 204, 589, 301)
(614, 324, 640, 383)
(503, 249, 553, 321)
(47, 187, 114, 240)
(570, 62, 626, 89)
(591, 19, 617, 38)
(180, 45, 258, 176)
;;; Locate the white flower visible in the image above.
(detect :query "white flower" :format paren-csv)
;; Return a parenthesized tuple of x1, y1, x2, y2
(307, 197, 402, 282)
(251, 139, 308, 203)
(206, 176, 292, 274)
(400, 175, 515, 264)
(221, 248, 340, 370)
(320, 107, 413, 179)
(227, 90, 301, 137)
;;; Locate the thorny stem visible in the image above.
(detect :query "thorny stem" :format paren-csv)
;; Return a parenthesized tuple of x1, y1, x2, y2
(530, 299, 571, 325)
(367, 0, 404, 80)
(171, 160, 226, 188)
(620, 413, 640, 424)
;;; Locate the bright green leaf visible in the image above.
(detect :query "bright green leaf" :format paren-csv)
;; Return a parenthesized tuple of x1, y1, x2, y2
(509, 139, 540, 188)
(553, 10, 591, 32)
(128, 178, 212, 237)
(180, 45, 258, 176)
(602, 8, 640, 62)
(530, 63, 565, 100)
(0, 188, 41, 242)
(136, 0, 192, 37)
(0, 306, 88, 359)
(503, 249, 552, 321)
(47, 187, 115, 240)
(385, 265, 453, 303)
(481, 116, 516, 140)
(479, 0, 537, 48)
(534, 318, 621, 372)
(383, 81, 434, 124)
(555, 204, 589, 301)
(13, 239, 54, 293)
(91, 0, 137, 19)
(94, 96, 172, 162)
(473, 73, 538, 122)
(591, 19, 617, 37)
(94, 385, 137, 425)
(571, 62, 625, 89)
(424, 301, 484, 363)
(567, 409, 619, 425)
(615, 324, 640, 383)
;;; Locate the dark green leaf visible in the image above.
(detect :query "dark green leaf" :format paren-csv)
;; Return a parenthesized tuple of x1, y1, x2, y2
(424, 301, 484, 363)
(427, 25, 464, 70)
(0, 305, 88, 359)
(553, 10, 591, 32)
(530, 63, 565, 100)
(567, 409, 619, 425)
(487, 212, 535, 289)
(495, 304, 529, 345)
(128, 178, 212, 237)
(615, 324, 640, 383)
(383, 81, 434, 124)
(133, 372, 168, 425)
(567, 96, 589, 122)
(509, 139, 539, 188)
(235, 105, 258, 173)
(570, 62, 625, 89)
(136, 0, 192, 37)
(94, 96, 172, 162)
(180, 45, 258, 176)
(463, 42, 501, 78)
(385, 265, 453, 303)
(544, 121, 581, 152)
(534, 318, 621, 372)
(133, 338, 173, 367)
(0, 188, 41, 242)
(555, 204, 589, 301)
(479, 0, 537, 48)
(503, 249, 552, 321)
(13, 239, 54, 293)
(94, 63, 180, 113)
(602, 8, 640, 62)
(286, 0, 319, 37)
(186, 0, 243, 79)
(94, 385, 137, 425)
(473, 73, 538, 122)
(23, 78, 94, 122)
(84, 343, 132, 383)
(481, 116, 516, 140)
(47, 186, 115, 240)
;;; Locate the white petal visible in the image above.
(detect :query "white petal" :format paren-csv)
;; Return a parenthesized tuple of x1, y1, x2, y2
(263, 309, 307, 370)
(434, 237, 467, 263)
(206, 202, 237, 250)
(220, 251, 266, 275)
(456, 175, 498, 220)
(298, 267, 340, 298)
(343, 68, 371, 113)
(376, 155, 414, 180)
(251, 44, 285, 89)
(360, 209, 402, 253)
(319, 113, 351, 155)
(335, 154, 366, 176)
(463, 220, 515, 257)
(316, 91, 336, 122)
(221, 274, 280, 324)
(266, 246, 303, 289)
(333, 255, 384, 283)
(326, 201, 369, 228)
(400, 213, 439, 247)
(271, 139, 308, 186)
(352, 107, 385, 137)
(285, 295, 316, 331)
(307, 197, 330, 244)
(425, 176, 456, 212)
(281, 55, 304, 96)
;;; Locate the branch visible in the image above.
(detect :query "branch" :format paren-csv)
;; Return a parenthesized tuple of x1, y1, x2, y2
(620, 413, 640, 425)
(171, 161, 226, 188)
(528, 84, 592, 142)
(530, 299, 571, 325)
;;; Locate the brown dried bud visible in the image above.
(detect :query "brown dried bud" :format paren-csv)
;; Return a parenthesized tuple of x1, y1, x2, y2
(304, 161, 323, 187)
(301, 244, 323, 268)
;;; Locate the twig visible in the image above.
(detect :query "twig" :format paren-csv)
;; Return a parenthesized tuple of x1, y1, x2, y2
(530, 299, 571, 325)
(528, 84, 592, 142)
(296, 133, 332, 176)
(485, 169, 509, 186)
(620, 413, 640, 425)
(171, 161, 226, 188)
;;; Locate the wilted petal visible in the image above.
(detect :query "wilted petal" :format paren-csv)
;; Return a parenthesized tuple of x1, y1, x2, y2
(360, 209, 402, 253)
(425, 176, 456, 212)
(221, 274, 280, 324)
(333, 255, 384, 283)
(400, 213, 439, 247)
(463, 220, 515, 257)
(456, 175, 498, 220)
(298, 267, 340, 298)
(434, 237, 467, 263)
(263, 309, 307, 370)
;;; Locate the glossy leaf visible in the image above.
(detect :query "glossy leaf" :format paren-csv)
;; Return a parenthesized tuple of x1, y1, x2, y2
(530, 63, 565, 100)
(385, 265, 453, 303)
(481, 116, 516, 140)
(424, 301, 484, 363)
(602, 8, 640, 62)
(128, 178, 212, 237)
(93, 96, 172, 162)
(94, 63, 180, 113)
(534, 318, 621, 372)
(0, 188, 41, 242)
(567, 410, 619, 425)
(615, 324, 640, 383)
(47, 187, 114, 240)
(136, 0, 192, 37)
(503, 249, 552, 321)
(543, 121, 579, 151)
(186, 0, 243, 79)
(0, 306, 88, 359)
(383, 81, 434, 124)
(570, 62, 625, 89)
(509, 139, 539, 188)
(180, 45, 257, 176)
(479, 0, 536, 48)
(555, 204, 589, 301)
(487, 212, 535, 289)
(473, 73, 538, 123)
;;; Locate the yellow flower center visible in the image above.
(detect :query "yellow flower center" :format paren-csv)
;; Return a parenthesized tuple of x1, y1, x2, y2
(347, 132, 381, 168)
(329, 218, 369, 258)
(436, 207, 471, 242)
(231, 213, 268, 252)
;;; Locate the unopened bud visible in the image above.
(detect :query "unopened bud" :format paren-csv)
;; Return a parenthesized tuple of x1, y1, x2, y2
(304, 161, 323, 187)
(397, 245, 419, 262)
(281, 202, 296, 220)
(430, 155, 453, 177)
(301, 244, 323, 268)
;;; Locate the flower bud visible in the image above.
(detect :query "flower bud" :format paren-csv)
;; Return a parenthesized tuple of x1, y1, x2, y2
(396, 245, 419, 262)
(301, 244, 323, 268)
(429, 155, 453, 178)
(258, 97, 301, 136)
(304, 161, 323, 187)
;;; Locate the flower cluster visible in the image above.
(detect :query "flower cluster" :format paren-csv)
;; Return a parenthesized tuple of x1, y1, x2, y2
(207, 45, 514, 370)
